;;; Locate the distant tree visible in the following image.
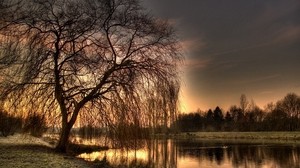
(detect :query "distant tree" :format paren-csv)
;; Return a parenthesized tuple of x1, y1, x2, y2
(229, 105, 243, 122)
(264, 102, 276, 113)
(228, 105, 244, 131)
(264, 108, 288, 131)
(204, 109, 214, 131)
(225, 112, 232, 122)
(213, 106, 223, 123)
(213, 106, 223, 130)
(224, 111, 233, 131)
(277, 93, 300, 118)
(251, 106, 265, 123)
(206, 109, 213, 122)
(274, 93, 300, 130)
(0, 0, 182, 152)
(240, 94, 249, 114)
(175, 112, 203, 132)
(243, 105, 264, 131)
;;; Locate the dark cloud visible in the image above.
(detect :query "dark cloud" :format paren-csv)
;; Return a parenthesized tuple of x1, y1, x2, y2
(143, 0, 300, 111)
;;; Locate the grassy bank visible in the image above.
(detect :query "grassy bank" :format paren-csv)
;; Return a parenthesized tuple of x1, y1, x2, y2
(0, 134, 95, 168)
(176, 132, 300, 141)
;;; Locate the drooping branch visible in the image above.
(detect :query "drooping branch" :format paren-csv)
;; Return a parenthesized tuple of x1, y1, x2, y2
(0, 0, 183, 151)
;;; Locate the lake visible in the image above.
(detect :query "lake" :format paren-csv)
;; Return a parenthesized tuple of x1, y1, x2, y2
(78, 138, 300, 168)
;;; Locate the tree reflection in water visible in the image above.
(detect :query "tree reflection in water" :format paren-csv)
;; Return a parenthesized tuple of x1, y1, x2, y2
(78, 139, 300, 168)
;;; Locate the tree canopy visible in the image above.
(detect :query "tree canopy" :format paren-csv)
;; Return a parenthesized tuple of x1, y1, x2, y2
(0, 0, 182, 152)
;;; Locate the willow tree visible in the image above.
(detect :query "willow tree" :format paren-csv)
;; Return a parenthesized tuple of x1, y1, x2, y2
(0, 0, 182, 152)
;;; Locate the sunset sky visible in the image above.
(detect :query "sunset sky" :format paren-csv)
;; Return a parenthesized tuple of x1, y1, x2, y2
(143, 0, 300, 112)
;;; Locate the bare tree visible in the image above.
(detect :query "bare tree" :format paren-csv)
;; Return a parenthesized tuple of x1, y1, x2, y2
(277, 93, 300, 118)
(240, 94, 249, 114)
(264, 102, 275, 113)
(0, 0, 182, 152)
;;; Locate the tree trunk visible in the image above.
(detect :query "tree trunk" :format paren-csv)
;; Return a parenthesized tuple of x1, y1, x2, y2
(55, 122, 72, 153)
(55, 107, 80, 153)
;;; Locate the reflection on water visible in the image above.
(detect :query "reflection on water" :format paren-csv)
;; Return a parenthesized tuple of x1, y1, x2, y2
(78, 139, 300, 168)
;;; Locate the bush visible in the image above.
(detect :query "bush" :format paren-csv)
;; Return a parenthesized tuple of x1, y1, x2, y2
(23, 112, 47, 137)
(0, 110, 23, 137)
(78, 124, 103, 139)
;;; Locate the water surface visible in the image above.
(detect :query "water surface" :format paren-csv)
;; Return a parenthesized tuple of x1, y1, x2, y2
(78, 139, 300, 168)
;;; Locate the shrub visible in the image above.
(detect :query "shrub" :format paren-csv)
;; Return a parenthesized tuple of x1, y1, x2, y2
(78, 124, 103, 139)
(0, 110, 23, 137)
(23, 112, 47, 137)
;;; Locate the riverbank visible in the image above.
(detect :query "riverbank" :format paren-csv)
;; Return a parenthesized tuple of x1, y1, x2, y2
(176, 131, 300, 141)
(3, 132, 300, 168)
(0, 134, 96, 168)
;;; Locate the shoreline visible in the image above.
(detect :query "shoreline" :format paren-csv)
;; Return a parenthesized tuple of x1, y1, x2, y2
(172, 131, 300, 141)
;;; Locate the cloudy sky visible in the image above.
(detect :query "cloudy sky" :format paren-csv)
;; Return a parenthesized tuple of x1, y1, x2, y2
(143, 0, 300, 112)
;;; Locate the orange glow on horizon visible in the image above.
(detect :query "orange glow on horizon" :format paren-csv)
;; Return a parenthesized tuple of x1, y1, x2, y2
(179, 83, 298, 113)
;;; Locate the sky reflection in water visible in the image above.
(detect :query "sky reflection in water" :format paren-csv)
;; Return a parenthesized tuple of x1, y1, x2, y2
(78, 139, 300, 168)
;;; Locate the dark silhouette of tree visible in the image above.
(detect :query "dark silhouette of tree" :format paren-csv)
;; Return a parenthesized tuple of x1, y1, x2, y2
(225, 112, 232, 122)
(275, 93, 300, 130)
(0, 0, 182, 152)
(205, 109, 214, 130)
(244, 105, 264, 131)
(229, 105, 243, 122)
(213, 106, 223, 130)
(224, 111, 233, 131)
(213, 106, 223, 123)
(228, 105, 244, 131)
(175, 112, 203, 132)
(277, 93, 300, 118)
(264, 102, 276, 113)
(206, 109, 213, 122)
(264, 108, 288, 131)
(240, 94, 249, 114)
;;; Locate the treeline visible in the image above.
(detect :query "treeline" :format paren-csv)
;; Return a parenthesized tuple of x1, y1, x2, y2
(174, 93, 300, 132)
